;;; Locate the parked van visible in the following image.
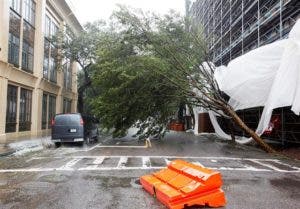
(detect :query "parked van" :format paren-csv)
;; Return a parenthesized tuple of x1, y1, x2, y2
(51, 113, 86, 146)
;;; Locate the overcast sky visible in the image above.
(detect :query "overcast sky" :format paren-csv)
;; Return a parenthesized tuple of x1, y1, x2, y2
(67, 0, 185, 24)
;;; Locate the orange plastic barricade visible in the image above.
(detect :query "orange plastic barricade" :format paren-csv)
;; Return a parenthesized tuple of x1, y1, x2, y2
(140, 160, 226, 209)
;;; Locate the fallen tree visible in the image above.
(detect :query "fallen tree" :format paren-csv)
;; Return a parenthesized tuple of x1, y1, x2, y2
(91, 6, 276, 153)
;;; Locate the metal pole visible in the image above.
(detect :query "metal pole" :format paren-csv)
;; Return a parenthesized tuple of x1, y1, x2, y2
(281, 108, 284, 145)
(242, 0, 244, 55)
(280, 0, 283, 39)
(257, 0, 260, 47)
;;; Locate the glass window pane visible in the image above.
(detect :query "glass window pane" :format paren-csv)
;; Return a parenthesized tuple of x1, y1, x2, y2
(44, 15, 51, 38)
(42, 94, 48, 129)
(22, 22, 35, 72)
(19, 88, 32, 132)
(10, 0, 21, 14)
(48, 95, 56, 129)
(8, 10, 21, 66)
(6, 85, 18, 133)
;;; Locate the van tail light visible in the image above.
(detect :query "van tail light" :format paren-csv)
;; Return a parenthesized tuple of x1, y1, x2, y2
(51, 118, 55, 126)
(80, 118, 84, 125)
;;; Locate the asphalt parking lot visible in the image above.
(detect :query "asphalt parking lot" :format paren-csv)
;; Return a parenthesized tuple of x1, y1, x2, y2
(0, 132, 299, 209)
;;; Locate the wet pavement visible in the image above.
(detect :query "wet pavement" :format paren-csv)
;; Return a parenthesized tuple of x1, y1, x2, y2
(0, 132, 300, 209)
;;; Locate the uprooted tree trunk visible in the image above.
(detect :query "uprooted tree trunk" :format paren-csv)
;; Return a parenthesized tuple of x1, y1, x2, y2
(223, 105, 276, 153)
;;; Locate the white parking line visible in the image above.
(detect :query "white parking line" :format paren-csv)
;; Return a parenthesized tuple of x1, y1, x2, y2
(1, 156, 299, 173)
(96, 145, 147, 149)
(78, 157, 106, 170)
(248, 159, 300, 172)
(142, 157, 151, 168)
(57, 158, 81, 171)
(31, 155, 286, 161)
(117, 157, 128, 168)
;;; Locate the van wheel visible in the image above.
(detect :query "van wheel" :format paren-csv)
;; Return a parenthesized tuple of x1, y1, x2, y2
(54, 142, 61, 148)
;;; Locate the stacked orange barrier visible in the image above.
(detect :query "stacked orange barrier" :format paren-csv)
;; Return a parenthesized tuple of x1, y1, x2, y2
(140, 160, 226, 209)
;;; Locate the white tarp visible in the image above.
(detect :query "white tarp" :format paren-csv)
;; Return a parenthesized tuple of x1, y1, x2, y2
(213, 19, 300, 143)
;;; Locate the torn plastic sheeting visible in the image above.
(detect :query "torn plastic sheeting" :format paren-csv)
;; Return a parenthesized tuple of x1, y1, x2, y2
(213, 20, 300, 140)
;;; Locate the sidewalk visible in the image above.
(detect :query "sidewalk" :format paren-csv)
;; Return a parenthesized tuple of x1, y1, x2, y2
(0, 144, 14, 157)
(0, 136, 52, 157)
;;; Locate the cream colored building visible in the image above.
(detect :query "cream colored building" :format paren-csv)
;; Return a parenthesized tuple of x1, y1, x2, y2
(0, 0, 82, 143)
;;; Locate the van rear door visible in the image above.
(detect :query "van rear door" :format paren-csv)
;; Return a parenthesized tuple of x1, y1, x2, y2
(52, 114, 84, 140)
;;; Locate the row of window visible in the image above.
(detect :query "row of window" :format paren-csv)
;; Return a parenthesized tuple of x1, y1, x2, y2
(8, 0, 73, 89)
(5, 84, 73, 133)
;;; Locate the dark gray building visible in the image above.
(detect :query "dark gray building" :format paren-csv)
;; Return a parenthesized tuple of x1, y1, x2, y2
(187, 0, 300, 66)
(186, 0, 300, 144)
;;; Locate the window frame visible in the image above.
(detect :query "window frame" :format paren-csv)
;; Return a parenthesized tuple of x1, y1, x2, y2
(43, 14, 59, 83)
(42, 93, 48, 129)
(19, 88, 32, 132)
(5, 85, 18, 133)
(48, 95, 56, 129)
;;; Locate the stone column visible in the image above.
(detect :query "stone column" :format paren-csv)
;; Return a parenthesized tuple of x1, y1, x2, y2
(32, 0, 47, 137)
(0, 76, 8, 142)
(0, 0, 9, 62)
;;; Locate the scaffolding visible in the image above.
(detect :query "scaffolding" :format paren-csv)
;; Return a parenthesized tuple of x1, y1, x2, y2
(188, 0, 300, 144)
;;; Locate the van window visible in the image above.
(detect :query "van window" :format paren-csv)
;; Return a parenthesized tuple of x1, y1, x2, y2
(55, 114, 81, 125)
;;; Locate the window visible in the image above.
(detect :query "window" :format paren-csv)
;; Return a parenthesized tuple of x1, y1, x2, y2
(44, 15, 51, 38)
(43, 39, 50, 78)
(42, 94, 48, 129)
(8, 10, 21, 66)
(19, 88, 32, 131)
(48, 95, 56, 128)
(43, 15, 59, 83)
(5, 85, 18, 133)
(63, 98, 72, 113)
(22, 22, 35, 72)
(23, 0, 35, 26)
(41, 93, 57, 129)
(8, 0, 35, 72)
(49, 43, 57, 82)
(64, 59, 72, 90)
(10, 0, 21, 14)
(8, 33, 20, 66)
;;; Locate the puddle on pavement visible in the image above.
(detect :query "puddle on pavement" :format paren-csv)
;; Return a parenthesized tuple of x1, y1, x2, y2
(270, 177, 300, 198)
(83, 175, 144, 190)
(99, 177, 132, 188)
(130, 178, 142, 189)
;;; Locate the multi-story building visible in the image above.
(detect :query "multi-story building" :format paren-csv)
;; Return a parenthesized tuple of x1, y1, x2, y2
(0, 0, 82, 143)
(187, 0, 300, 144)
(187, 0, 300, 65)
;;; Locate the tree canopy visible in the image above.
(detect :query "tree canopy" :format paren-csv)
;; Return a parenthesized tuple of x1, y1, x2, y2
(64, 6, 275, 152)
(90, 8, 192, 138)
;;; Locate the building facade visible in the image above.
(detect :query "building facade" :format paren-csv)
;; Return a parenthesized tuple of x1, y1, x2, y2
(187, 0, 300, 144)
(0, 0, 82, 143)
(187, 0, 300, 66)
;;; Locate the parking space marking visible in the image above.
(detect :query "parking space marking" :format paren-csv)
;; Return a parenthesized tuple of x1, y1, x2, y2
(57, 158, 81, 171)
(117, 157, 128, 168)
(79, 157, 106, 170)
(96, 145, 147, 149)
(142, 157, 151, 168)
(1, 156, 300, 173)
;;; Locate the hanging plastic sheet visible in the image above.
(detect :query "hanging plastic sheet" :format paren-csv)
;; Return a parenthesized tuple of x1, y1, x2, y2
(212, 20, 300, 143)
